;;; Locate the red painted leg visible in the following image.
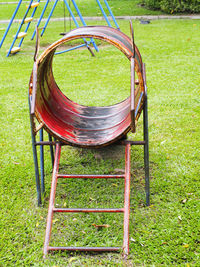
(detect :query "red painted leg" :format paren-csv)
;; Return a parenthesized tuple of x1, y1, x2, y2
(123, 143, 131, 257)
(43, 143, 61, 258)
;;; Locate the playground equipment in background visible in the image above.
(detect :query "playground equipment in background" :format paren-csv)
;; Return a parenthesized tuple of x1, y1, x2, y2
(0, 0, 119, 56)
(29, 24, 149, 257)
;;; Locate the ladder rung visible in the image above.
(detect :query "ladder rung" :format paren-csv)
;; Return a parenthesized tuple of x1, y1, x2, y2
(57, 174, 125, 179)
(9, 47, 21, 54)
(26, 2, 40, 8)
(22, 17, 33, 24)
(48, 246, 121, 252)
(15, 32, 27, 39)
(53, 208, 124, 213)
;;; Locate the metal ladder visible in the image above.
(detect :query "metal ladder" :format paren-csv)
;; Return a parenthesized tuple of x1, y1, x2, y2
(43, 142, 132, 258)
(6, 0, 40, 56)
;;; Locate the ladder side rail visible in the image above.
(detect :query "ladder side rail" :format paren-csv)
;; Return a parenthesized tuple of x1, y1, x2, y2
(40, 0, 59, 37)
(6, 0, 34, 56)
(0, 0, 23, 48)
(19, 0, 41, 47)
(43, 143, 61, 258)
(104, 0, 120, 30)
(96, 0, 112, 27)
(31, 0, 50, 40)
(123, 143, 131, 257)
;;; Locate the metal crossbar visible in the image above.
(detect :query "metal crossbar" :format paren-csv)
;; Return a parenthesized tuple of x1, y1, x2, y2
(43, 142, 132, 258)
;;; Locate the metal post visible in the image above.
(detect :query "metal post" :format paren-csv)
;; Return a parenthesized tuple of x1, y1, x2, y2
(48, 134, 54, 169)
(143, 63, 150, 206)
(43, 143, 61, 258)
(96, 0, 112, 27)
(63, 0, 95, 56)
(123, 143, 131, 257)
(104, 0, 120, 30)
(31, 0, 50, 40)
(29, 109, 42, 205)
(40, 128, 45, 194)
(71, 0, 99, 51)
(40, 0, 59, 37)
(0, 0, 22, 48)
(143, 95, 150, 206)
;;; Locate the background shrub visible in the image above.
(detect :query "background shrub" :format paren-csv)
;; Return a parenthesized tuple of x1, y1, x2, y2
(140, 0, 200, 14)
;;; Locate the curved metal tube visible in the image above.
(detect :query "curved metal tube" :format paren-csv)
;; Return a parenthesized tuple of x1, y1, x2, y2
(29, 26, 145, 147)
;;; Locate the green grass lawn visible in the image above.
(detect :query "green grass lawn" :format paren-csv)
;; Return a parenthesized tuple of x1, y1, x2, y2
(0, 0, 164, 21)
(0, 18, 200, 266)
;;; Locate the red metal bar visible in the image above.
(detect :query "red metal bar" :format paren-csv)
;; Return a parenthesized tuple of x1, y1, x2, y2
(35, 141, 56, 146)
(53, 208, 124, 213)
(123, 144, 131, 257)
(57, 174, 125, 179)
(119, 140, 145, 146)
(43, 143, 61, 258)
(30, 61, 38, 115)
(48, 246, 121, 252)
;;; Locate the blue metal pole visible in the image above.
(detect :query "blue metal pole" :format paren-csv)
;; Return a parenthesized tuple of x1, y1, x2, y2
(29, 96, 42, 205)
(19, 0, 41, 47)
(96, 0, 112, 27)
(31, 0, 50, 40)
(0, 0, 23, 48)
(55, 43, 87, 55)
(6, 0, 34, 57)
(40, 128, 45, 194)
(104, 0, 120, 30)
(48, 134, 54, 169)
(63, 0, 93, 51)
(71, 0, 99, 51)
(40, 0, 59, 37)
(63, 0, 80, 28)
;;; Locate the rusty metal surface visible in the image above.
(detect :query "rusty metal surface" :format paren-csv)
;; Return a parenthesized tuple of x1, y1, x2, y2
(123, 143, 131, 256)
(43, 142, 133, 257)
(43, 143, 61, 258)
(57, 174, 125, 179)
(29, 26, 145, 147)
(48, 246, 121, 252)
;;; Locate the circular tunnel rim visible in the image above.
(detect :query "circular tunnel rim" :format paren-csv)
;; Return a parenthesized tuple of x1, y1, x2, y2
(30, 26, 144, 147)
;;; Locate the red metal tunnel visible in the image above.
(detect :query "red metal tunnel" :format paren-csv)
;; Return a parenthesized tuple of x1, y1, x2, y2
(29, 26, 145, 147)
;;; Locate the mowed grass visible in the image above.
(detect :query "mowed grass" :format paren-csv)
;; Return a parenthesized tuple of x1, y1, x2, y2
(0, 19, 200, 266)
(0, 0, 164, 21)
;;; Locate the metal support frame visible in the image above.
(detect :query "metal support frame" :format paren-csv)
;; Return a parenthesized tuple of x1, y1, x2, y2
(40, 0, 59, 37)
(30, 88, 150, 204)
(143, 63, 150, 206)
(28, 23, 149, 257)
(43, 142, 132, 258)
(29, 92, 149, 253)
(41, 111, 149, 257)
(31, 0, 50, 40)
(103, 0, 120, 30)
(29, 107, 42, 205)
